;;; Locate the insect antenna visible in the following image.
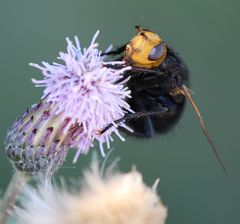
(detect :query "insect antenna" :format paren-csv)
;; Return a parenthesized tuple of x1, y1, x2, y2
(180, 85, 227, 174)
(135, 25, 143, 33)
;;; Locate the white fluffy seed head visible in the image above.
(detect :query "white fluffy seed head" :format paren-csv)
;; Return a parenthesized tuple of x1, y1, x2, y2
(16, 165, 167, 224)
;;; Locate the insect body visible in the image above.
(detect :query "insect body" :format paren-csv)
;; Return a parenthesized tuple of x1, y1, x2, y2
(101, 26, 226, 173)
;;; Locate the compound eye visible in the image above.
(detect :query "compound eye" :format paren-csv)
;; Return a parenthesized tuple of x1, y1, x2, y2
(148, 43, 165, 61)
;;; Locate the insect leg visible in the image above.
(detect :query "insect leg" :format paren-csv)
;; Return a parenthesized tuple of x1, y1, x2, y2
(98, 108, 168, 135)
(101, 44, 126, 57)
(118, 126, 153, 138)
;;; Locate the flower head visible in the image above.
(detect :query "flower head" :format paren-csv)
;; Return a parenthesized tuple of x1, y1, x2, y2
(6, 31, 132, 174)
(16, 163, 167, 224)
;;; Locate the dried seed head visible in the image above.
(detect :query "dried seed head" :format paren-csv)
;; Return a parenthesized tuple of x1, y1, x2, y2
(16, 164, 167, 224)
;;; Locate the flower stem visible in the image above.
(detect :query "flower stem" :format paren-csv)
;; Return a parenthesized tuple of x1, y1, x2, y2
(0, 171, 28, 224)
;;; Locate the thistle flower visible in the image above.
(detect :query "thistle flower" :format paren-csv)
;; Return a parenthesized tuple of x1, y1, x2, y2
(6, 31, 132, 174)
(16, 164, 167, 224)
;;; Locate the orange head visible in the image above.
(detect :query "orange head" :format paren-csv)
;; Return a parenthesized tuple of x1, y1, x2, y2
(124, 26, 167, 68)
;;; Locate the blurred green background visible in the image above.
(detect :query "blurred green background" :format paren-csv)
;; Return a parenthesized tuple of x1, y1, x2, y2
(0, 0, 239, 223)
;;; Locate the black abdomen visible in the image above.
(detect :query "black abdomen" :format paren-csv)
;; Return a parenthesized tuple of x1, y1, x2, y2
(124, 91, 186, 138)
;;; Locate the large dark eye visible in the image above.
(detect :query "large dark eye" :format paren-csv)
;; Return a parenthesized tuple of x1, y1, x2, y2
(148, 43, 165, 61)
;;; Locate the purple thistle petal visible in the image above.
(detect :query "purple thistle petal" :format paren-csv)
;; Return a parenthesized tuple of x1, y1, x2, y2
(31, 31, 132, 160)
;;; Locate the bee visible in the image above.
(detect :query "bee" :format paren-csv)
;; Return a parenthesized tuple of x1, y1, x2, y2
(100, 26, 226, 173)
